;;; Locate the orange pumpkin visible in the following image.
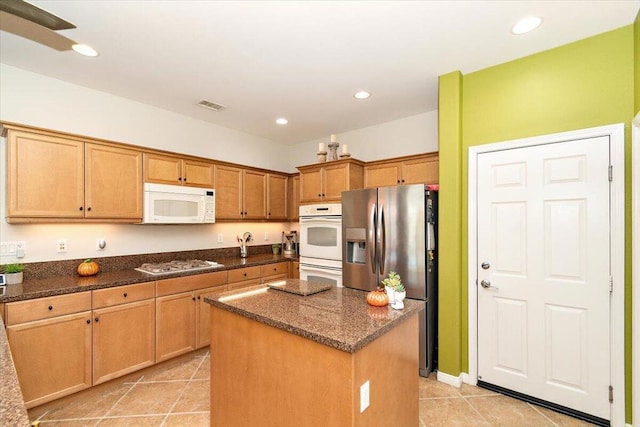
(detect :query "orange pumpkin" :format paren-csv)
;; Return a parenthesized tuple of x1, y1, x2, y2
(366, 288, 389, 307)
(77, 259, 99, 276)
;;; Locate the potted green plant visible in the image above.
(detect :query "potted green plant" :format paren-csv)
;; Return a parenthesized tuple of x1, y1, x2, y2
(3, 263, 25, 285)
(381, 271, 402, 304)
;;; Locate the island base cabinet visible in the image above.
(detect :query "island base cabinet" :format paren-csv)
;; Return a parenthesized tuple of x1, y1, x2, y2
(6, 312, 92, 409)
(210, 307, 419, 426)
(93, 299, 156, 385)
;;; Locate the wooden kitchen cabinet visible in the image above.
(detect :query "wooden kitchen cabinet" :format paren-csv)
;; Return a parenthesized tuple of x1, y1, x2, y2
(298, 158, 364, 204)
(195, 285, 226, 348)
(227, 266, 262, 290)
(215, 165, 285, 221)
(290, 261, 300, 279)
(92, 283, 156, 385)
(260, 262, 289, 283)
(156, 271, 227, 362)
(288, 174, 300, 221)
(4, 124, 143, 222)
(267, 173, 288, 220)
(143, 152, 214, 188)
(5, 292, 92, 408)
(364, 152, 439, 188)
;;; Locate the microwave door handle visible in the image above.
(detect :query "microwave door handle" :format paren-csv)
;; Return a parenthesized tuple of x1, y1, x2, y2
(369, 204, 376, 275)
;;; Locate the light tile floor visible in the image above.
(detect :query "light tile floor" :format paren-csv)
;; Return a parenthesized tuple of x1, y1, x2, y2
(28, 348, 596, 426)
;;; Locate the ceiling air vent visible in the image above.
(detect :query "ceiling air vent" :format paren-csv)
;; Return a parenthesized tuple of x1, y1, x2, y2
(197, 99, 226, 112)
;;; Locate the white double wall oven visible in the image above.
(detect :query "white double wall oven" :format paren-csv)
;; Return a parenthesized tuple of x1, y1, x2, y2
(298, 203, 343, 287)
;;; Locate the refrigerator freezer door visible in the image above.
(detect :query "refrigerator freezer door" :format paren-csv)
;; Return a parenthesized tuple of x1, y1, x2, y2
(378, 185, 427, 300)
(342, 188, 378, 291)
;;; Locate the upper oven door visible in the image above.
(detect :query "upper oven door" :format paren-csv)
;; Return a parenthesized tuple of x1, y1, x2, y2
(299, 216, 342, 261)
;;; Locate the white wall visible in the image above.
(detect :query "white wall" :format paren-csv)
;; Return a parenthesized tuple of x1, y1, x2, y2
(288, 111, 438, 168)
(0, 65, 437, 263)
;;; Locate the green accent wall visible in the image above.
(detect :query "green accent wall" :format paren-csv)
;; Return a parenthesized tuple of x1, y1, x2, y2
(438, 25, 634, 421)
(636, 11, 640, 113)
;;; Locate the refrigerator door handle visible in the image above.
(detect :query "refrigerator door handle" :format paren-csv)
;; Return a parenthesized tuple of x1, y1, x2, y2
(369, 203, 376, 274)
(377, 204, 386, 275)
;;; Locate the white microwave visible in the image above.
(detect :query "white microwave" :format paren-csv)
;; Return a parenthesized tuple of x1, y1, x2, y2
(142, 183, 215, 224)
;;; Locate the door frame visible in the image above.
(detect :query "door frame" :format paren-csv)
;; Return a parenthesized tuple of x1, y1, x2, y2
(633, 112, 639, 427)
(467, 123, 625, 425)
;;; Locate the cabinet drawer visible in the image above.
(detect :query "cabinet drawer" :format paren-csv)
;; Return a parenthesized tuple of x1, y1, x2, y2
(5, 292, 92, 326)
(227, 278, 261, 291)
(228, 266, 261, 283)
(93, 282, 155, 309)
(260, 262, 288, 277)
(261, 273, 288, 284)
(156, 270, 228, 297)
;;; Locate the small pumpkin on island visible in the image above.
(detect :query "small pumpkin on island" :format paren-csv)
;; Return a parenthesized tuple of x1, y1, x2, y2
(366, 286, 389, 307)
(77, 259, 100, 276)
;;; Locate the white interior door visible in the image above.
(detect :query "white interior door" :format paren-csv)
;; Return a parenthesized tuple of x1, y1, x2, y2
(476, 136, 611, 420)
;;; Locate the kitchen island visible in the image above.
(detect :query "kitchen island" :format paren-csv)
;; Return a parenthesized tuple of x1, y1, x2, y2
(206, 280, 424, 427)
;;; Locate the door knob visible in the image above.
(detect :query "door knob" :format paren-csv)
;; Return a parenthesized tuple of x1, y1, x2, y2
(481, 262, 490, 270)
(480, 280, 491, 288)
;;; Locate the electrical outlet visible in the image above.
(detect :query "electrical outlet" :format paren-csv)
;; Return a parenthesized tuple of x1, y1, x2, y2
(360, 380, 370, 413)
(15, 242, 25, 258)
(96, 239, 106, 251)
(264, 232, 270, 241)
(57, 239, 67, 253)
(217, 233, 224, 243)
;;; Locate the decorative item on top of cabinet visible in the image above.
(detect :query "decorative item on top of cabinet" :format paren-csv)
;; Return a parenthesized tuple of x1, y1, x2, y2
(364, 152, 438, 188)
(143, 152, 214, 188)
(2, 123, 143, 223)
(297, 158, 364, 204)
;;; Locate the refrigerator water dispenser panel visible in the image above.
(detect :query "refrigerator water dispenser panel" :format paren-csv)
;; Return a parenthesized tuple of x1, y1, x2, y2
(345, 228, 367, 264)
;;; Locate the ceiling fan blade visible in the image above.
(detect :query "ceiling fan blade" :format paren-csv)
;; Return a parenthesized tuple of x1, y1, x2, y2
(0, 0, 75, 30)
(0, 10, 76, 51)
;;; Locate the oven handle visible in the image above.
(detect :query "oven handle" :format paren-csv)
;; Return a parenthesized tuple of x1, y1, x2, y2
(300, 216, 342, 223)
(299, 264, 342, 273)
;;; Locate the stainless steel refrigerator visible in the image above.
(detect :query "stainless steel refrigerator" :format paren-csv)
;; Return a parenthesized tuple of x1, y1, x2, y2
(342, 184, 437, 376)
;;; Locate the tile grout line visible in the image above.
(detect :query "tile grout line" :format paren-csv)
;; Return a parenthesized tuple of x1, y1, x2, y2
(97, 375, 144, 425)
(528, 402, 560, 427)
(461, 395, 494, 425)
(159, 353, 210, 426)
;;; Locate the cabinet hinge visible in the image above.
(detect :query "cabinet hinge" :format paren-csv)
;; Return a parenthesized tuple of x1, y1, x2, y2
(609, 385, 613, 403)
(609, 277, 613, 293)
(608, 165, 613, 182)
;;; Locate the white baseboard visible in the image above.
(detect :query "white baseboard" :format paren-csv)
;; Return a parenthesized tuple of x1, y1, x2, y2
(436, 371, 463, 388)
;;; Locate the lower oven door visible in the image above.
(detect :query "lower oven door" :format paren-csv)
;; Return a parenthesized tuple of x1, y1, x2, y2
(299, 258, 342, 287)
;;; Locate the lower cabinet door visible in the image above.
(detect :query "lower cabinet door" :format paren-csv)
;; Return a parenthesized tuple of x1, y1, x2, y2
(7, 311, 92, 408)
(195, 285, 226, 349)
(156, 292, 196, 362)
(93, 299, 156, 385)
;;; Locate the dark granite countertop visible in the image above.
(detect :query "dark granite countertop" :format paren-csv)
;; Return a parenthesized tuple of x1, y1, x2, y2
(0, 312, 30, 426)
(206, 279, 424, 353)
(0, 254, 292, 303)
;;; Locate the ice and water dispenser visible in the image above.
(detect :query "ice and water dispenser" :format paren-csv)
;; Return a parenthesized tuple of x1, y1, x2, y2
(345, 228, 367, 264)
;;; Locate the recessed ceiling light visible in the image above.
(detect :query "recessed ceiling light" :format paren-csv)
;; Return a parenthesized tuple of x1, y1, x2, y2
(353, 91, 371, 100)
(276, 118, 288, 125)
(72, 43, 98, 57)
(511, 16, 542, 35)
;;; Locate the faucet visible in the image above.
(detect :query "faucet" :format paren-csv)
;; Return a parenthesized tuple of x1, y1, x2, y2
(237, 232, 253, 258)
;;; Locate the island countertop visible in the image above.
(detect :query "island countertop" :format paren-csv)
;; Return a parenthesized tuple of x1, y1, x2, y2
(206, 279, 425, 353)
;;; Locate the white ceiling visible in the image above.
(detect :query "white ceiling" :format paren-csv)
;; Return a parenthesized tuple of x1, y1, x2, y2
(0, 1, 638, 144)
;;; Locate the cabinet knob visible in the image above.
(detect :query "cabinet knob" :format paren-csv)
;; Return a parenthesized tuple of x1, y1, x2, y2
(318, 193, 321, 197)
(94, 317, 99, 322)
(48, 305, 53, 310)
(86, 319, 91, 324)
(184, 177, 187, 182)
(87, 207, 92, 211)
(397, 179, 400, 183)
(197, 296, 201, 300)
(79, 206, 83, 211)
(243, 273, 247, 276)
(123, 292, 128, 298)
(178, 177, 182, 181)
(192, 297, 196, 301)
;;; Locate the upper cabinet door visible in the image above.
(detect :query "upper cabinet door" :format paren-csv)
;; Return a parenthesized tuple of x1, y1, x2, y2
(267, 173, 288, 220)
(183, 160, 214, 188)
(299, 168, 323, 203)
(85, 143, 143, 220)
(401, 155, 438, 185)
(364, 163, 401, 188)
(322, 163, 349, 201)
(143, 153, 182, 185)
(242, 169, 267, 220)
(7, 130, 84, 218)
(214, 165, 243, 220)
